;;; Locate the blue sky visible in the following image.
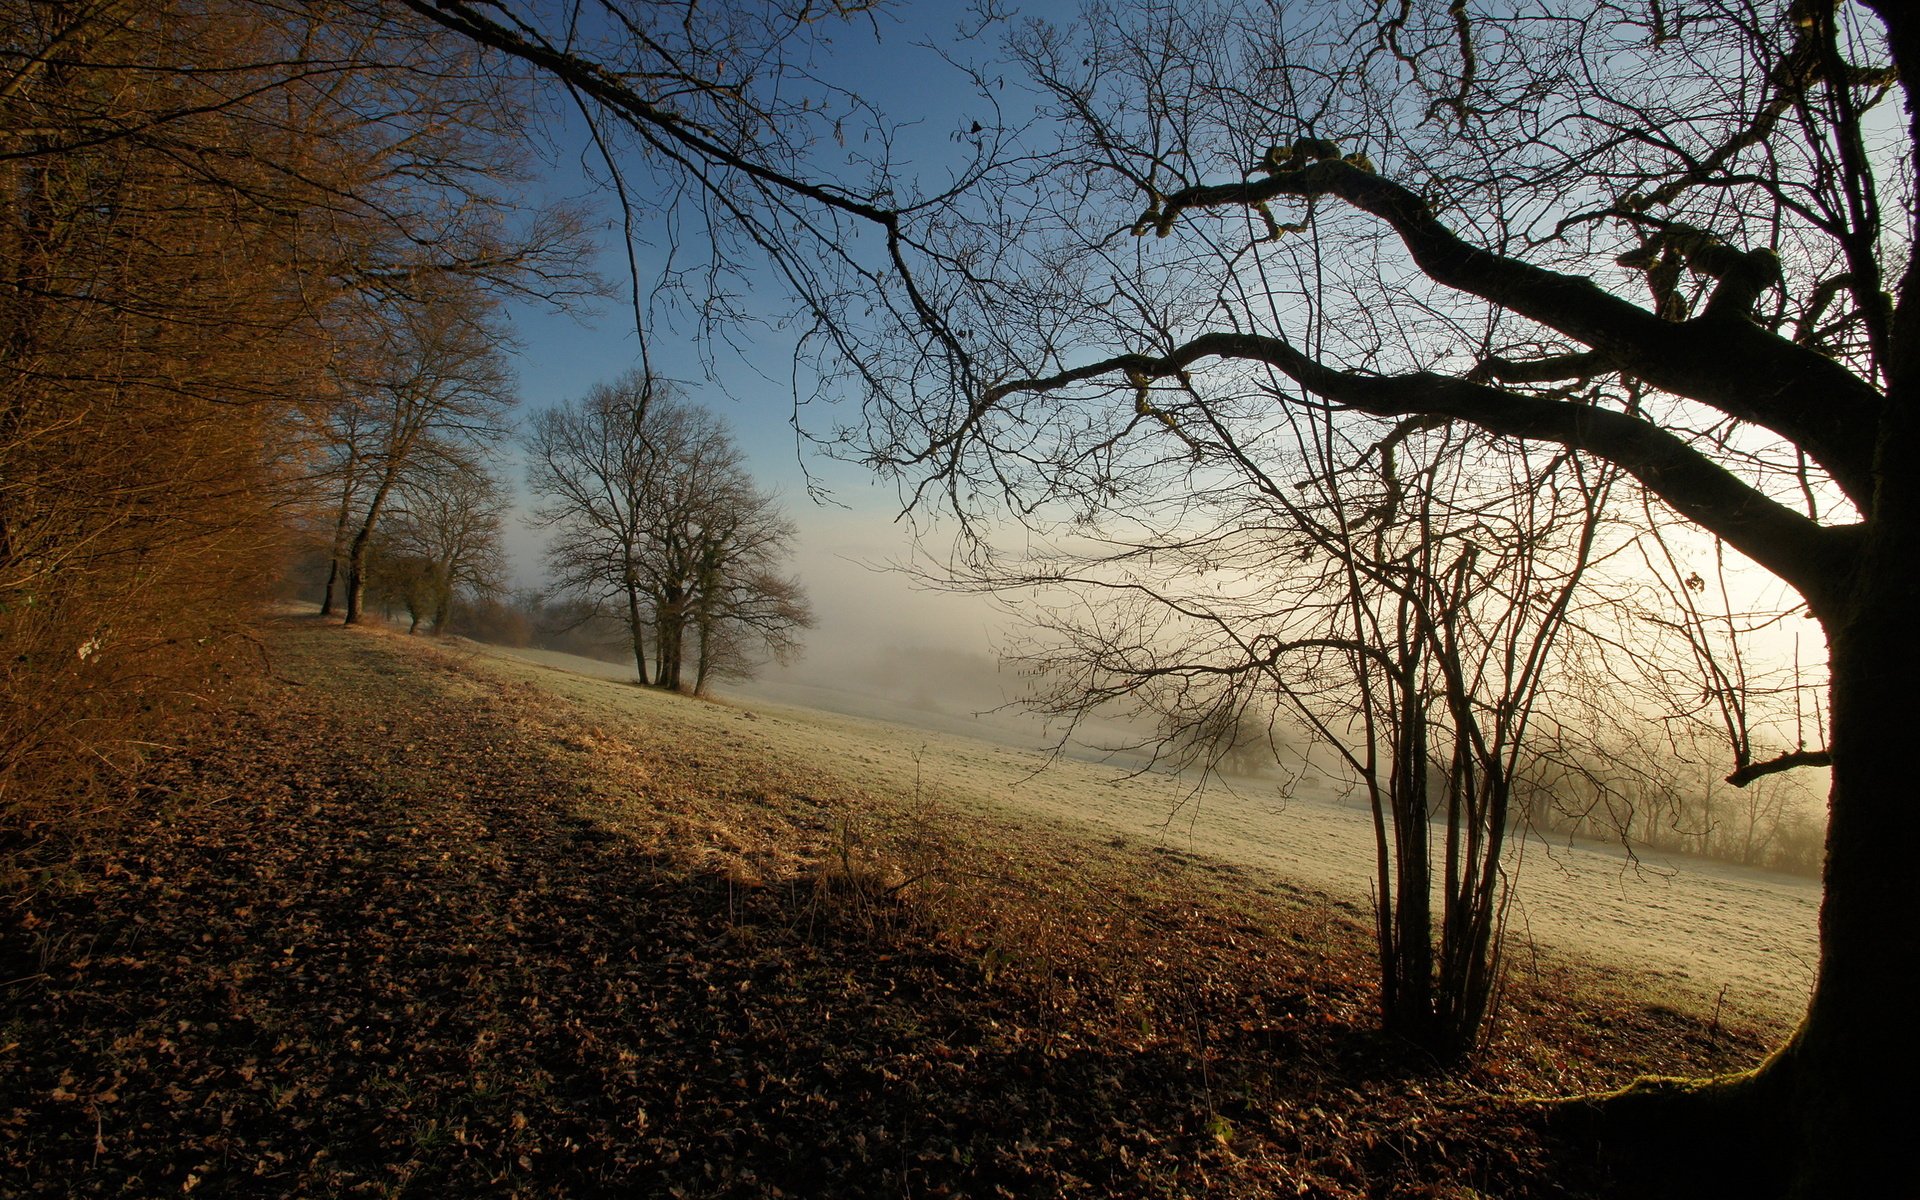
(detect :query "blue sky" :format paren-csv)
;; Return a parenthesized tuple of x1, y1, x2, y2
(494, 1, 1078, 671)
(500, 0, 1064, 470)
(483, 0, 1825, 750)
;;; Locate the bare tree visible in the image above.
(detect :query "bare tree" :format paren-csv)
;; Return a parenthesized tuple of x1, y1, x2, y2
(386, 464, 511, 634)
(334, 283, 516, 626)
(527, 375, 811, 691)
(0, 0, 593, 826)
(526, 374, 672, 683)
(998, 413, 1615, 1056)
(1288, 437, 1618, 1059)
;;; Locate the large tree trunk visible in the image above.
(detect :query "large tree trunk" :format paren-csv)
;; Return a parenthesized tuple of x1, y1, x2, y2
(342, 476, 395, 627)
(1777, 492, 1920, 1196)
(654, 589, 685, 690)
(692, 557, 721, 695)
(319, 453, 356, 617)
(1385, 684, 1434, 1047)
(623, 566, 648, 686)
(694, 617, 713, 695)
(343, 527, 372, 626)
(320, 557, 341, 617)
(655, 621, 681, 689)
(1564, 442, 1919, 1197)
(427, 562, 452, 634)
(1445, 768, 1507, 1053)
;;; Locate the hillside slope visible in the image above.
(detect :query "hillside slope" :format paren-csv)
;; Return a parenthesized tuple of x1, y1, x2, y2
(2, 617, 1770, 1197)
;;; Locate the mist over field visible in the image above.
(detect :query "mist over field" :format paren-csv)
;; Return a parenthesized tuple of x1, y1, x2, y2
(506, 502, 1162, 755)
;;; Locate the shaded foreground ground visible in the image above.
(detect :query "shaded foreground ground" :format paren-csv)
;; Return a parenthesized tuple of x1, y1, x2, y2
(3, 618, 1774, 1197)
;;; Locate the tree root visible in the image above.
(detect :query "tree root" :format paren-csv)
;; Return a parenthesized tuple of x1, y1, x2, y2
(1526, 1050, 1797, 1199)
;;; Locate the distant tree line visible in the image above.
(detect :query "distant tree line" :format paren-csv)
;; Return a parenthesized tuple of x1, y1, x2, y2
(1182, 668, 1826, 882)
(1520, 728, 1827, 878)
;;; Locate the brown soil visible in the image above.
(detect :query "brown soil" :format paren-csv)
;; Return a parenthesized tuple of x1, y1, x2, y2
(0, 615, 1775, 1197)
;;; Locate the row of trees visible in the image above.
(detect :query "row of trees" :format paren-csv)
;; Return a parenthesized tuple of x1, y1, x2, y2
(1193, 691, 1827, 878)
(1531, 747, 1826, 876)
(0, 0, 584, 831)
(306, 357, 810, 693)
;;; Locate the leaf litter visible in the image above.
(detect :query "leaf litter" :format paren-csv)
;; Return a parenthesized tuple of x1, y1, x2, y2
(1, 616, 1774, 1197)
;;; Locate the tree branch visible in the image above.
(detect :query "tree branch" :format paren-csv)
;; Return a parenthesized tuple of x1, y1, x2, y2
(1469, 350, 1615, 386)
(988, 330, 1850, 603)
(1148, 158, 1880, 503)
(1727, 748, 1833, 787)
(400, 0, 900, 228)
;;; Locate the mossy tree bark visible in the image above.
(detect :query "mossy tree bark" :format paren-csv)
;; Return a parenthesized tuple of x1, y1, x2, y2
(1765, 412, 1920, 1196)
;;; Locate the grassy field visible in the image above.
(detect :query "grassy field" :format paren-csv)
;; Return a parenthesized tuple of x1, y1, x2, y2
(479, 640, 1818, 1030)
(1, 615, 1779, 1197)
